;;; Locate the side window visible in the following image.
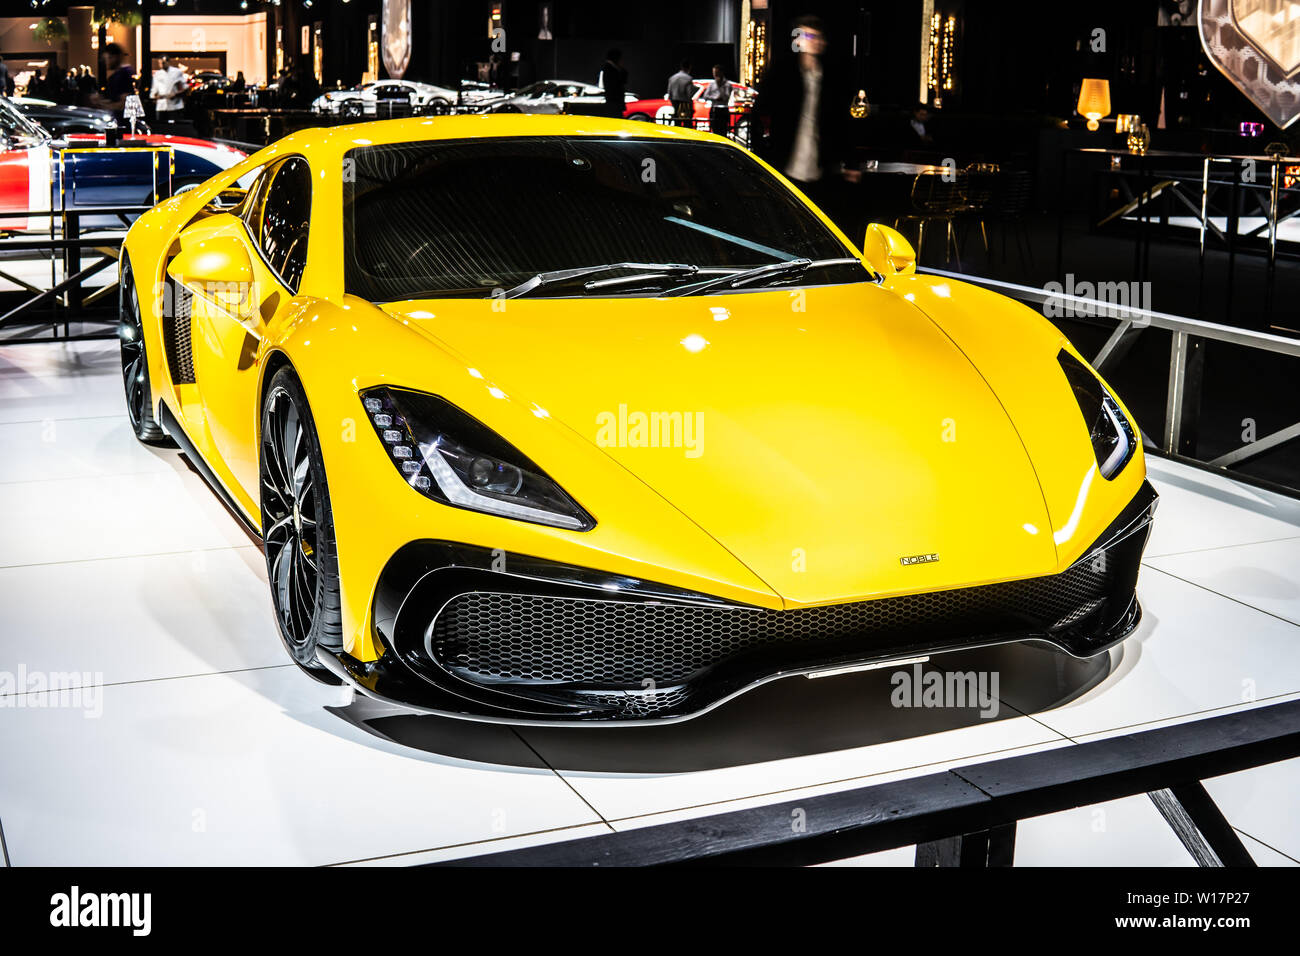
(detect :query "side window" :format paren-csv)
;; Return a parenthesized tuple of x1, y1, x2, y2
(257, 156, 311, 293)
(239, 166, 272, 242)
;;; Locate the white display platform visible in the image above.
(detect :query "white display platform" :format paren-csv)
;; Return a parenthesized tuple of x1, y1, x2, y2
(1, 340, 1297, 866)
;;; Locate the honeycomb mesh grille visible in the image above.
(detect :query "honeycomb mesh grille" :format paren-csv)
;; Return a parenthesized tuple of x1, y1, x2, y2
(429, 558, 1113, 687)
(162, 278, 195, 384)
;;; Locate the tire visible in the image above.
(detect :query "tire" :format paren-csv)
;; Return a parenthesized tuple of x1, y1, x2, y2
(259, 366, 344, 684)
(118, 262, 175, 446)
(628, 112, 652, 122)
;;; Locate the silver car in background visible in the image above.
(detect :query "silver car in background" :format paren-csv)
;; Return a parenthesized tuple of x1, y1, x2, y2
(312, 79, 461, 116)
(478, 80, 637, 114)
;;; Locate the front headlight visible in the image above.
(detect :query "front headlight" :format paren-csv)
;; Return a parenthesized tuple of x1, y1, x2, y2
(359, 387, 595, 531)
(1057, 350, 1136, 480)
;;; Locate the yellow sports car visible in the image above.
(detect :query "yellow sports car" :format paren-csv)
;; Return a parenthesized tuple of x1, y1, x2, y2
(118, 115, 1156, 723)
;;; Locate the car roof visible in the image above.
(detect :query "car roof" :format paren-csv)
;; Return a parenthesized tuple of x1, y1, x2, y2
(255, 113, 727, 162)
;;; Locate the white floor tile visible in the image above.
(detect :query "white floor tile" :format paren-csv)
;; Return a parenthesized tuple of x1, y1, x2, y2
(1145, 456, 1300, 557)
(0, 667, 602, 865)
(0, 341, 125, 425)
(0, 546, 282, 689)
(599, 742, 1075, 833)
(521, 666, 1068, 822)
(1204, 757, 1300, 863)
(1013, 793, 1196, 866)
(1238, 831, 1299, 866)
(1148, 537, 1300, 626)
(0, 466, 254, 568)
(984, 568, 1300, 739)
(337, 822, 615, 866)
(0, 414, 177, 485)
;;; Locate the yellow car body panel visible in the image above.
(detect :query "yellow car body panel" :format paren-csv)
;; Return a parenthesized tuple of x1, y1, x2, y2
(119, 114, 1148, 690)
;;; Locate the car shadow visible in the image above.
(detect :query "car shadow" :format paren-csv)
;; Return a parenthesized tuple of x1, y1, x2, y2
(325, 640, 1116, 773)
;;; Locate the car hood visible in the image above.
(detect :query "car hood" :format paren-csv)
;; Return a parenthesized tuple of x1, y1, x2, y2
(384, 282, 1060, 605)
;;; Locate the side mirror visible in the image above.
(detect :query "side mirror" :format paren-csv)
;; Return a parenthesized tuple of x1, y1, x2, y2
(862, 223, 917, 277)
(167, 234, 258, 325)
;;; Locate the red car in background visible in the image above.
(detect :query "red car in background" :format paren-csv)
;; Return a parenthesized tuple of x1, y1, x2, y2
(623, 79, 757, 143)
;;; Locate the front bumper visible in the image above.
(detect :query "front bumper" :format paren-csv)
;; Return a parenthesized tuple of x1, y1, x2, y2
(321, 481, 1158, 725)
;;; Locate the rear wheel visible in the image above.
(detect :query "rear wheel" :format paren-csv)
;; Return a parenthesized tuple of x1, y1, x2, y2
(259, 366, 344, 684)
(118, 262, 174, 445)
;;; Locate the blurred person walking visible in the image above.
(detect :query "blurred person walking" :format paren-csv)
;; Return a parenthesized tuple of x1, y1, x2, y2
(667, 60, 694, 128)
(98, 43, 136, 117)
(599, 49, 627, 118)
(753, 15, 860, 228)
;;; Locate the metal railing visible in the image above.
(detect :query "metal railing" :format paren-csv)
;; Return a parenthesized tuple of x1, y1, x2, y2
(437, 698, 1300, 866)
(0, 207, 144, 344)
(0, 145, 171, 343)
(924, 267, 1300, 496)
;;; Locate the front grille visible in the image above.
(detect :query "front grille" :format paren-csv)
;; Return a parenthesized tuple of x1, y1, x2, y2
(429, 555, 1117, 688)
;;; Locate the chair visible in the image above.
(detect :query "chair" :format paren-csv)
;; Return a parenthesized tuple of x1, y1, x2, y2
(895, 168, 969, 268)
(990, 169, 1035, 270)
(957, 162, 1000, 255)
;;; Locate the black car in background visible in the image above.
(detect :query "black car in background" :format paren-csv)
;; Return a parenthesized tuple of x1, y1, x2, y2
(11, 97, 146, 135)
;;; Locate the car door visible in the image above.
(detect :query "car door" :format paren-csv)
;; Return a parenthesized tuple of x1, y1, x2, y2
(179, 155, 311, 508)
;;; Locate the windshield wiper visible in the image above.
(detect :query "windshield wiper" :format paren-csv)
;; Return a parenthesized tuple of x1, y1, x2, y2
(502, 262, 700, 298)
(662, 257, 864, 297)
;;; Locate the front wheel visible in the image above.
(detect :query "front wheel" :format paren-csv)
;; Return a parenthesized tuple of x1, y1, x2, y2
(118, 262, 174, 445)
(259, 366, 344, 684)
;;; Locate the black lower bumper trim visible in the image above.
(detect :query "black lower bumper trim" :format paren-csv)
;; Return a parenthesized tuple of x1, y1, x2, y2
(350, 481, 1157, 724)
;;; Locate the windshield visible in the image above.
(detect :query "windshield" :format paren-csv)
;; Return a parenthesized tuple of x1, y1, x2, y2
(343, 137, 869, 300)
(0, 97, 51, 147)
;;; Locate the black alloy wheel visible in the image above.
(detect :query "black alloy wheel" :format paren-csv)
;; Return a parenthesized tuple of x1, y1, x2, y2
(259, 366, 344, 683)
(118, 262, 174, 445)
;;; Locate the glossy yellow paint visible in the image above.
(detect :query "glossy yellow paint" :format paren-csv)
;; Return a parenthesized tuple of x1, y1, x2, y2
(861, 223, 918, 276)
(121, 114, 1146, 663)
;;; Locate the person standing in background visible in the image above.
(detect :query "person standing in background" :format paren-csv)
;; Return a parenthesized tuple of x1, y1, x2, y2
(599, 49, 627, 118)
(75, 66, 95, 105)
(753, 15, 860, 229)
(909, 103, 934, 144)
(150, 55, 187, 126)
(0, 58, 11, 97)
(703, 64, 732, 136)
(667, 60, 694, 128)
